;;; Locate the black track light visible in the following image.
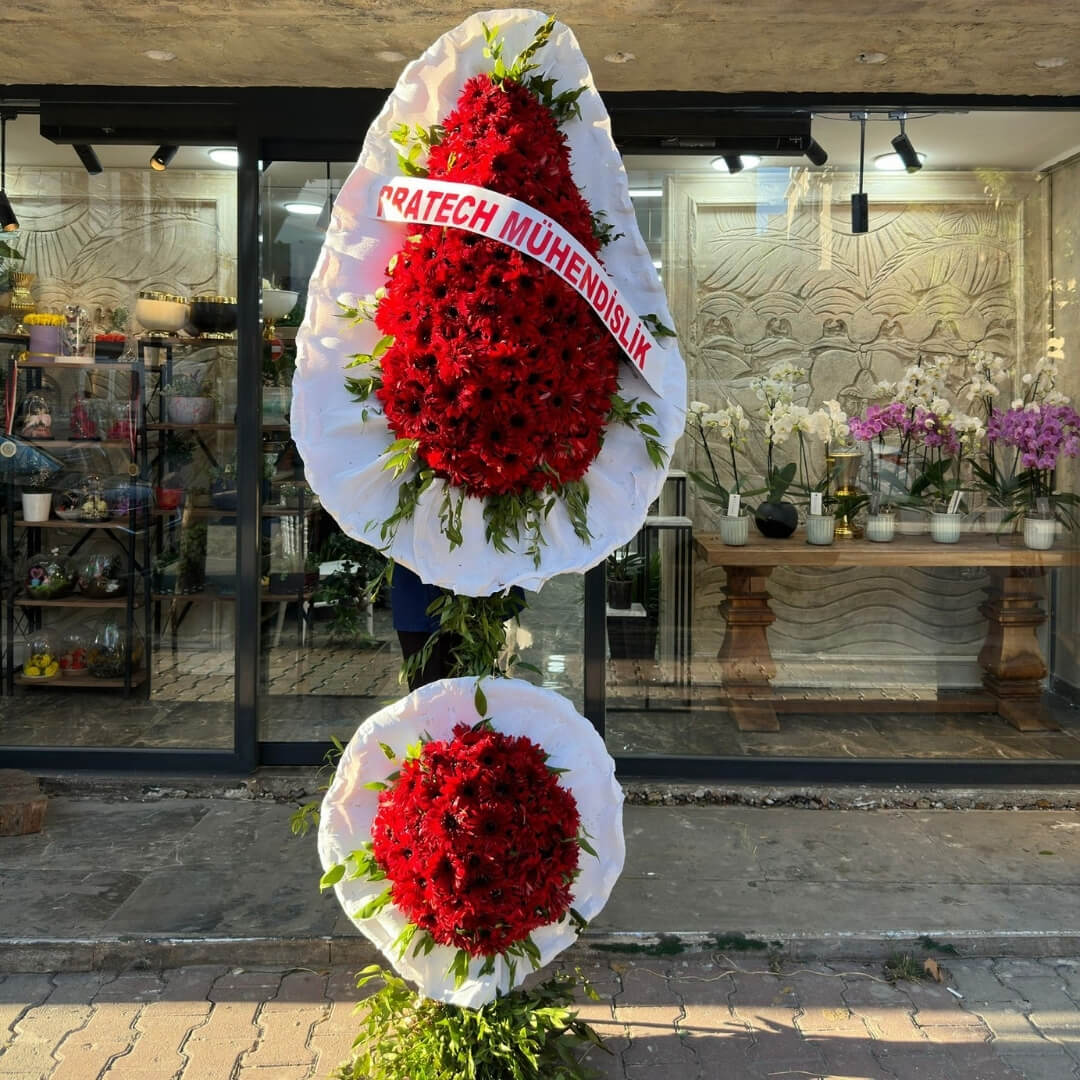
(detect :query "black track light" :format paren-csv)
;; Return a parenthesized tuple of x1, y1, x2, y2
(805, 137, 828, 166)
(851, 111, 868, 234)
(890, 115, 922, 173)
(722, 154, 744, 174)
(0, 112, 17, 232)
(73, 144, 103, 175)
(150, 145, 179, 171)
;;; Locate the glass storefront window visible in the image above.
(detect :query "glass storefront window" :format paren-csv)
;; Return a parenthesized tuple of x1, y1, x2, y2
(613, 109, 1080, 762)
(255, 162, 587, 748)
(0, 114, 239, 748)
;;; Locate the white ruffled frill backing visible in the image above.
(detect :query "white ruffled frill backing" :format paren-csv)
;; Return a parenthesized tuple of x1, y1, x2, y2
(317, 676, 625, 1008)
(292, 8, 686, 596)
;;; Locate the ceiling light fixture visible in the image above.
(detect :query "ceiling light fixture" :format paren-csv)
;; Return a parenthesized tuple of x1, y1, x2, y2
(73, 144, 103, 175)
(0, 113, 18, 232)
(628, 188, 663, 198)
(851, 111, 868, 234)
(143, 49, 177, 62)
(603, 51, 636, 64)
(1034, 56, 1068, 69)
(376, 50, 407, 62)
(149, 145, 179, 171)
(208, 147, 239, 167)
(874, 150, 927, 171)
(889, 113, 923, 173)
(710, 154, 761, 174)
(805, 136, 829, 166)
(856, 51, 888, 64)
(284, 201, 322, 216)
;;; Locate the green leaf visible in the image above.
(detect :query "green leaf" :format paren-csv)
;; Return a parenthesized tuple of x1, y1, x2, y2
(577, 835, 599, 858)
(378, 741, 396, 760)
(474, 681, 488, 718)
(363, 780, 388, 791)
(319, 863, 346, 890)
(355, 886, 392, 920)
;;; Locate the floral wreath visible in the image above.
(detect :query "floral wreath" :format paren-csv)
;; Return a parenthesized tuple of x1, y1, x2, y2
(317, 676, 624, 1007)
(293, 9, 686, 595)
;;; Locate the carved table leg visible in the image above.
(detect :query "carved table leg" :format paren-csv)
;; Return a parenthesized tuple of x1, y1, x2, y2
(978, 567, 1059, 732)
(718, 565, 779, 731)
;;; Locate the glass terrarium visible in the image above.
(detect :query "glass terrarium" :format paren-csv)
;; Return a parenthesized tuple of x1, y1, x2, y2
(22, 632, 61, 680)
(78, 474, 110, 522)
(69, 391, 101, 440)
(105, 476, 154, 520)
(77, 551, 128, 598)
(87, 620, 144, 679)
(24, 549, 76, 599)
(20, 391, 53, 439)
(58, 625, 91, 678)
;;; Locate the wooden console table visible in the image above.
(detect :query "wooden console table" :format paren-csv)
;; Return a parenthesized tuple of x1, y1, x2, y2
(695, 532, 1080, 733)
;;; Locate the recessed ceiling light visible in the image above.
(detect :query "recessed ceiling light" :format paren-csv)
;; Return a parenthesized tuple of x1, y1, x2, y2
(143, 49, 177, 62)
(710, 154, 761, 173)
(376, 50, 407, 62)
(874, 151, 928, 171)
(1034, 56, 1068, 68)
(603, 51, 636, 64)
(284, 202, 322, 216)
(628, 188, 663, 198)
(208, 148, 239, 167)
(856, 51, 888, 64)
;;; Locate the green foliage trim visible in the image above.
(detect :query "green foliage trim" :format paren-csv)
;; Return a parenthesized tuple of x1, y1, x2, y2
(589, 210, 623, 248)
(333, 965, 608, 1080)
(288, 736, 345, 838)
(402, 587, 530, 684)
(608, 394, 667, 468)
(641, 313, 677, 339)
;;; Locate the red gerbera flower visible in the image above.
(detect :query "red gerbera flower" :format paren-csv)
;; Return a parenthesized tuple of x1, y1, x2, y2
(374, 73, 620, 498)
(370, 722, 581, 957)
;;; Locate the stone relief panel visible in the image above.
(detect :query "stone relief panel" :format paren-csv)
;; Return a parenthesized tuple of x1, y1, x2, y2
(3, 166, 237, 321)
(668, 170, 1049, 688)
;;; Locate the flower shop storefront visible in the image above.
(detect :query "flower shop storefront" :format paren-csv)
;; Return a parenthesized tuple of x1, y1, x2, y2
(0, 86, 1079, 782)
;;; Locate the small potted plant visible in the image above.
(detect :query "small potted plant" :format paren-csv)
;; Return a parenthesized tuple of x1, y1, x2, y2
(20, 464, 54, 522)
(164, 373, 215, 426)
(94, 305, 128, 361)
(210, 459, 239, 511)
(605, 545, 644, 610)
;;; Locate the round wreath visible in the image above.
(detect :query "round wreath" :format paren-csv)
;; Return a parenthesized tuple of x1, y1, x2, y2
(293, 9, 686, 595)
(317, 676, 625, 1007)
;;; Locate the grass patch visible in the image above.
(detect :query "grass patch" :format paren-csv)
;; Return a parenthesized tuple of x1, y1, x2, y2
(709, 932, 772, 952)
(917, 935, 959, 956)
(884, 952, 924, 983)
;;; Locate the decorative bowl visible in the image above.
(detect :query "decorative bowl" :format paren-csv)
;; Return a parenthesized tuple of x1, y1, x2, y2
(263, 288, 299, 323)
(188, 295, 237, 335)
(135, 291, 189, 334)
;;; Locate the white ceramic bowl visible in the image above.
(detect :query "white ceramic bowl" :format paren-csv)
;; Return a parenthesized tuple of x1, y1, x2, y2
(263, 288, 299, 323)
(135, 296, 190, 334)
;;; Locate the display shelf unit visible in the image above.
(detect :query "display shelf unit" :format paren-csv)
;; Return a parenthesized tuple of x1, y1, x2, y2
(4, 347, 153, 698)
(16, 670, 148, 690)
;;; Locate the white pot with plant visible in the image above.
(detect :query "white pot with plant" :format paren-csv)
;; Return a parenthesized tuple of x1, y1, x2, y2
(20, 466, 54, 522)
(164, 373, 215, 426)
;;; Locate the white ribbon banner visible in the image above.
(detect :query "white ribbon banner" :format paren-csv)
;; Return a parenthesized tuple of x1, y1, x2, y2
(369, 176, 666, 395)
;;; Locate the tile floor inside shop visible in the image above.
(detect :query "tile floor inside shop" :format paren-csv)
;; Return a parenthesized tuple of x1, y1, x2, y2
(3, 573, 1079, 755)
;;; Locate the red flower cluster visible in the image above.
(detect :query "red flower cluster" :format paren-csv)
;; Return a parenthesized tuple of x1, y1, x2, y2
(374, 74, 620, 497)
(370, 722, 582, 957)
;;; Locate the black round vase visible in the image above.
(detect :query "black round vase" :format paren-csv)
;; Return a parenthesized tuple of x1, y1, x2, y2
(754, 500, 799, 539)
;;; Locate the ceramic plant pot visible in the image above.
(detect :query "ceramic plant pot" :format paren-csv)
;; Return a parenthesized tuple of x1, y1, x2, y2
(754, 500, 798, 539)
(1023, 516, 1056, 551)
(720, 513, 749, 546)
(806, 513, 836, 545)
(866, 512, 896, 543)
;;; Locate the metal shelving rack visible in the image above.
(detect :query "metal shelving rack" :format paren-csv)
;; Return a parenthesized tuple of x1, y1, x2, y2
(3, 344, 153, 696)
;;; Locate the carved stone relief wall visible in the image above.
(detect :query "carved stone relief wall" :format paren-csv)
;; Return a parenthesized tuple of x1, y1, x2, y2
(667, 170, 1050, 688)
(3, 166, 237, 319)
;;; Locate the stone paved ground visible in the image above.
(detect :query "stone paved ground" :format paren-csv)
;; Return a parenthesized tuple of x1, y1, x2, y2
(2, 956, 1079, 1079)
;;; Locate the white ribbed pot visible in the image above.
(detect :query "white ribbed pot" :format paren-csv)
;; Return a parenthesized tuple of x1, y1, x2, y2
(21, 492, 52, 522)
(720, 513, 749, 546)
(805, 513, 836, 545)
(930, 512, 962, 544)
(866, 512, 896, 543)
(1023, 516, 1056, 551)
